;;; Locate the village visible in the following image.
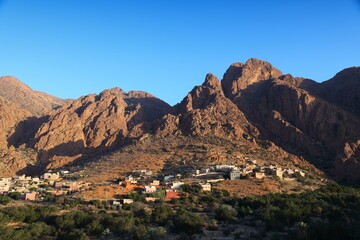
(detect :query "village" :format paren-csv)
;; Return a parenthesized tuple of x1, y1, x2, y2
(0, 159, 306, 206)
(113, 159, 306, 204)
(0, 171, 91, 201)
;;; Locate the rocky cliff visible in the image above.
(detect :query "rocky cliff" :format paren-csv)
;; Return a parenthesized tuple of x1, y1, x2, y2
(156, 73, 259, 140)
(221, 59, 360, 181)
(32, 88, 170, 169)
(316, 67, 360, 116)
(0, 77, 67, 176)
(0, 96, 36, 176)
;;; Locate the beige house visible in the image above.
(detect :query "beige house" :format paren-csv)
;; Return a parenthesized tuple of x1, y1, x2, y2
(144, 186, 157, 193)
(121, 199, 134, 204)
(24, 192, 37, 201)
(272, 168, 284, 179)
(255, 172, 265, 179)
(43, 172, 60, 181)
(199, 183, 211, 192)
(150, 180, 160, 186)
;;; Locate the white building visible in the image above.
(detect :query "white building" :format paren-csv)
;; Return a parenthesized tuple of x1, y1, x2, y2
(215, 165, 236, 171)
(144, 186, 157, 193)
(164, 175, 174, 181)
(121, 199, 134, 204)
(171, 181, 184, 189)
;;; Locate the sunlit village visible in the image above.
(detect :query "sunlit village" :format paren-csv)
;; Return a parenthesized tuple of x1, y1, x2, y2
(0, 160, 305, 205)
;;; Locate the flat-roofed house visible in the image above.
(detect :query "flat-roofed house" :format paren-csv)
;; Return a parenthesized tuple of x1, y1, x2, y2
(24, 192, 37, 201)
(144, 186, 157, 193)
(199, 183, 211, 192)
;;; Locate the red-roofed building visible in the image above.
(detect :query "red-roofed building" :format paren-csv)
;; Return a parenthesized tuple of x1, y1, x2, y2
(166, 190, 179, 199)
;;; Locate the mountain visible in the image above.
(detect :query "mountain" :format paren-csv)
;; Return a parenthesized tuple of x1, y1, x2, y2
(316, 67, 360, 116)
(31, 88, 171, 169)
(0, 77, 67, 176)
(156, 73, 259, 140)
(220, 59, 360, 181)
(0, 96, 33, 176)
(1, 59, 360, 182)
(0, 76, 65, 116)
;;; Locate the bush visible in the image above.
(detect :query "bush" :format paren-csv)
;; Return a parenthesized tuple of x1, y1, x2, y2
(8, 192, 21, 200)
(109, 216, 135, 235)
(0, 195, 12, 205)
(181, 184, 201, 194)
(57, 229, 89, 240)
(173, 209, 207, 236)
(152, 204, 173, 225)
(133, 225, 147, 240)
(27, 222, 54, 239)
(215, 205, 237, 222)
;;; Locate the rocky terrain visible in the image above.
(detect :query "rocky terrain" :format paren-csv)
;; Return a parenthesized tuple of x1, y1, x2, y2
(0, 59, 360, 182)
(32, 88, 170, 169)
(156, 73, 259, 140)
(0, 77, 64, 176)
(219, 59, 360, 181)
(0, 76, 64, 116)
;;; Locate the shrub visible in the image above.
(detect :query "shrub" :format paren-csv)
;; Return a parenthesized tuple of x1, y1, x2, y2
(8, 192, 21, 200)
(215, 205, 237, 222)
(152, 204, 173, 225)
(0, 195, 12, 205)
(173, 209, 207, 236)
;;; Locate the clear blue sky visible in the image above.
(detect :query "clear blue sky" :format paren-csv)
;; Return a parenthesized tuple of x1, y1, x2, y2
(0, 1, 359, 105)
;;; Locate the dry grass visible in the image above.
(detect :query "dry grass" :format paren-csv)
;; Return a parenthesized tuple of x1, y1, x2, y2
(79, 185, 133, 201)
(214, 179, 281, 197)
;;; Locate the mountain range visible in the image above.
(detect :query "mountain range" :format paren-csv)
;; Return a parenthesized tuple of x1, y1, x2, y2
(1, 58, 360, 182)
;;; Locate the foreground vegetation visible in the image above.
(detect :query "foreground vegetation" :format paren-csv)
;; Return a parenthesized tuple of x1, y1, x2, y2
(0, 183, 359, 239)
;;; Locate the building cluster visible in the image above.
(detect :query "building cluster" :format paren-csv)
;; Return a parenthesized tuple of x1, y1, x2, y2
(0, 171, 91, 201)
(118, 169, 213, 203)
(115, 161, 306, 205)
(190, 160, 305, 181)
(226, 161, 305, 180)
(0, 160, 306, 205)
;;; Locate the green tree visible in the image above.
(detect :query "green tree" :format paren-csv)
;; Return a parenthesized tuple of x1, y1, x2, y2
(0, 195, 12, 205)
(152, 204, 173, 225)
(8, 192, 21, 200)
(173, 209, 207, 236)
(215, 205, 237, 222)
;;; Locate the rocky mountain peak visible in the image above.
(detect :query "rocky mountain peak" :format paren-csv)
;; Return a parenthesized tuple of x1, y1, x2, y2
(99, 87, 125, 98)
(0, 76, 32, 91)
(222, 58, 282, 97)
(202, 73, 222, 91)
